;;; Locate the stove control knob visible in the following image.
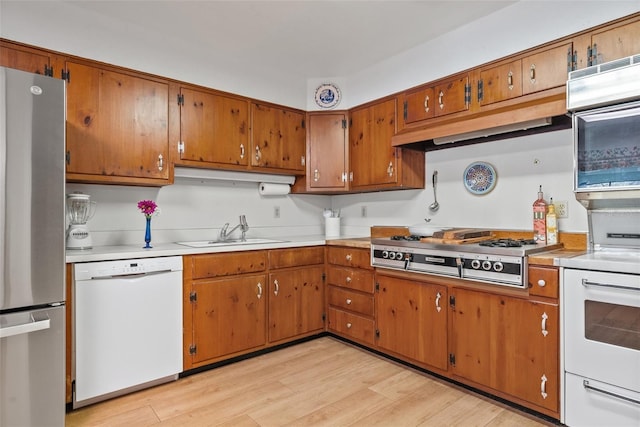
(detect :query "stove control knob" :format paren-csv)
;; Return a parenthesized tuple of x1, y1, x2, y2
(471, 259, 481, 269)
(493, 262, 504, 272)
(382, 251, 389, 259)
(395, 252, 404, 260)
(482, 260, 492, 270)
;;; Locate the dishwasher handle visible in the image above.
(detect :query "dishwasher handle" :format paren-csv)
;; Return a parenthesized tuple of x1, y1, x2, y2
(90, 269, 176, 280)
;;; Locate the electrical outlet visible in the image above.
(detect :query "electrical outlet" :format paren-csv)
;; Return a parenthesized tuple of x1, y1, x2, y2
(555, 201, 568, 218)
(274, 206, 280, 218)
(361, 206, 367, 217)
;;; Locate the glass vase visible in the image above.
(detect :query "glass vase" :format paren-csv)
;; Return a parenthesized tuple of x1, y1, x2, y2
(143, 217, 152, 249)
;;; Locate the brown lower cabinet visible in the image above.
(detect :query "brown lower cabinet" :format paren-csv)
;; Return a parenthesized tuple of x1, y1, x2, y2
(182, 246, 325, 370)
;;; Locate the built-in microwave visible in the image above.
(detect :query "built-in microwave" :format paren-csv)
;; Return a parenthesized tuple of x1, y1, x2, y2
(567, 54, 640, 202)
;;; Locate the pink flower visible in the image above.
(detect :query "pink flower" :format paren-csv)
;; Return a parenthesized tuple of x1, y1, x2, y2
(137, 200, 158, 218)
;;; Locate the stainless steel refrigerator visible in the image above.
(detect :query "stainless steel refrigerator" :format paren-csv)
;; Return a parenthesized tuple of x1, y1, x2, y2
(0, 66, 66, 426)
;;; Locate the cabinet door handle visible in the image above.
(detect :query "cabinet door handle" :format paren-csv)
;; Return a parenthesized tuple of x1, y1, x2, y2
(314, 169, 320, 182)
(387, 161, 394, 177)
(346, 298, 352, 305)
(346, 322, 352, 329)
(435, 292, 442, 313)
(256, 282, 263, 299)
(424, 95, 430, 112)
(507, 71, 514, 90)
(240, 144, 245, 159)
(345, 254, 352, 262)
(529, 64, 536, 83)
(255, 146, 262, 162)
(301, 156, 305, 166)
(438, 90, 444, 109)
(540, 375, 548, 399)
(157, 154, 164, 171)
(274, 279, 279, 296)
(537, 279, 546, 287)
(345, 276, 352, 283)
(541, 312, 549, 337)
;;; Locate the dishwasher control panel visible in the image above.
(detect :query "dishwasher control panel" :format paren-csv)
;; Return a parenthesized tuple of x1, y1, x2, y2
(74, 256, 183, 280)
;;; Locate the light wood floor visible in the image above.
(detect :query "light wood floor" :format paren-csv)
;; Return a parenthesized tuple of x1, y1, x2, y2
(66, 337, 554, 426)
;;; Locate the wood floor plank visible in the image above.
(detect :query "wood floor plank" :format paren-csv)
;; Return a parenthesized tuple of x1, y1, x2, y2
(65, 337, 552, 427)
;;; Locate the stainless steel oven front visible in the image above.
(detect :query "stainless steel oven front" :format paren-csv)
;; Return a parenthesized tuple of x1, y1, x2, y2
(563, 268, 640, 426)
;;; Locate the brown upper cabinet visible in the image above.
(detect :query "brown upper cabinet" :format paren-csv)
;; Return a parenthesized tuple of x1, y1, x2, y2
(305, 112, 349, 192)
(251, 103, 306, 173)
(573, 17, 640, 69)
(65, 60, 171, 186)
(0, 40, 65, 78)
(349, 98, 424, 191)
(176, 86, 250, 168)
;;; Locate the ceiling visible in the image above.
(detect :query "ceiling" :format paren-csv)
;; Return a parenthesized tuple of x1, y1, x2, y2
(64, 0, 518, 80)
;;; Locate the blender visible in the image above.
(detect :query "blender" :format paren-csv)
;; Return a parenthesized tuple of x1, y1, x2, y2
(66, 192, 97, 250)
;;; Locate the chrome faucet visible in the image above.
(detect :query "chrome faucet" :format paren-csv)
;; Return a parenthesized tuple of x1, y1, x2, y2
(219, 215, 249, 241)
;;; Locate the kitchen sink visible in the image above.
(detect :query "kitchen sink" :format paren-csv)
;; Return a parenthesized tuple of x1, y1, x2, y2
(175, 238, 287, 248)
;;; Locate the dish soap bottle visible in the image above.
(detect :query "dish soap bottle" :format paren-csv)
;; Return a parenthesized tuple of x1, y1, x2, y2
(533, 185, 547, 244)
(546, 198, 558, 244)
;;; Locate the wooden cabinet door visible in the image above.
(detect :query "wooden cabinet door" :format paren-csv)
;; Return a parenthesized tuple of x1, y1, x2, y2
(0, 41, 58, 76)
(523, 43, 572, 95)
(479, 59, 523, 106)
(65, 61, 170, 184)
(451, 288, 559, 413)
(591, 19, 640, 65)
(349, 99, 397, 188)
(268, 266, 324, 343)
(307, 113, 348, 190)
(179, 87, 249, 166)
(191, 274, 266, 363)
(251, 103, 305, 172)
(376, 274, 448, 370)
(434, 74, 470, 117)
(399, 86, 435, 128)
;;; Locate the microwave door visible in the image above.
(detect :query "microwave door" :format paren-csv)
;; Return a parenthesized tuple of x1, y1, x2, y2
(575, 101, 640, 191)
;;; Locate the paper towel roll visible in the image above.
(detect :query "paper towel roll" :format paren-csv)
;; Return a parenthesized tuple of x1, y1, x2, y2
(258, 182, 290, 196)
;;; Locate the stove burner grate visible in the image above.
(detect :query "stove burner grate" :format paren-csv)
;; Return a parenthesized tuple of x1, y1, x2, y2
(479, 238, 537, 247)
(390, 235, 423, 241)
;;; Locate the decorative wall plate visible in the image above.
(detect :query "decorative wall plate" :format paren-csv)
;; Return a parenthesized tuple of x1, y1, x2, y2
(463, 161, 497, 195)
(314, 83, 341, 109)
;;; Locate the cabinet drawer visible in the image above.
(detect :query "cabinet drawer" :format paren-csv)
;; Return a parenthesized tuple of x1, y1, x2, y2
(328, 286, 374, 317)
(326, 266, 374, 293)
(327, 247, 371, 269)
(191, 251, 267, 279)
(327, 308, 375, 346)
(269, 246, 324, 269)
(528, 265, 559, 299)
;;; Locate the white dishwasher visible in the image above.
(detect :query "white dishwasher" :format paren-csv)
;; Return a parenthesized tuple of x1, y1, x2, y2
(73, 256, 183, 408)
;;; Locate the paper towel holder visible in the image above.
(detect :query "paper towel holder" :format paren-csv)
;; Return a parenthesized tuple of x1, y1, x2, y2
(258, 182, 291, 196)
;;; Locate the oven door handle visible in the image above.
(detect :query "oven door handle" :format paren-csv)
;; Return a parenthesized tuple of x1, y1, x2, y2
(583, 380, 640, 406)
(581, 279, 640, 292)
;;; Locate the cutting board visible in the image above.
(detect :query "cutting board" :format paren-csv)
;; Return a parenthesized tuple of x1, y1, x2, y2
(421, 228, 494, 244)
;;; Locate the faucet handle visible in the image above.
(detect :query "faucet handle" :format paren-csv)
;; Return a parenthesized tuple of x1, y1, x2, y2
(240, 215, 248, 230)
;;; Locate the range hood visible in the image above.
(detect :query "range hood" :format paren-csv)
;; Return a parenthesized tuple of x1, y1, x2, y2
(173, 166, 296, 185)
(392, 93, 571, 151)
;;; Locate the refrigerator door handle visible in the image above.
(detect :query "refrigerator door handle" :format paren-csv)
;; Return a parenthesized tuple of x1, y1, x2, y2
(0, 315, 50, 338)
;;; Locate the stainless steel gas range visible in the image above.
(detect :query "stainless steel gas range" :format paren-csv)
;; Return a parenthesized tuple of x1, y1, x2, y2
(371, 236, 561, 288)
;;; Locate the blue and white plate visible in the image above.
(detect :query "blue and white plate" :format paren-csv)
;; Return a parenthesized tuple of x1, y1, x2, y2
(463, 161, 497, 195)
(314, 83, 341, 109)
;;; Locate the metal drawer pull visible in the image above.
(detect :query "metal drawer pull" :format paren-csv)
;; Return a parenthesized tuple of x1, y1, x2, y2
(438, 90, 444, 109)
(274, 279, 279, 296)
(582, 279, 639, 292)
(255, 146, 261, 161)
(507, 71, 514, 90)
(537, 279, 546, 287)
(346, 322, 352, 329)
(540, 375, 548, 399)
(435, 292, 442, 312)
(157, 154, 164, 171)
(345, 276, 352, 283)
(529, 64, 536, 83)
(424, 95, 430, 112)
(346, 298, 352, 305)
(345, 254, 352, 261)
(541, 312, 548, 337)
(583, 380, 640, 406)
(256, 282, 263, 299)
(240, 144, 245, 159)
(0, 317, 50, 338)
